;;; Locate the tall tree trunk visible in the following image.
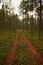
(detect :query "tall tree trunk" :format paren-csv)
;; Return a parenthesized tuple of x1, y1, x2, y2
(39, 0, 42, 39)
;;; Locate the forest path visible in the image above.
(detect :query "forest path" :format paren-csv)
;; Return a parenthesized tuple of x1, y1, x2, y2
(4, 32, 18, 65)
(4, 30, 43, 65)
(21, 31, 43, 65)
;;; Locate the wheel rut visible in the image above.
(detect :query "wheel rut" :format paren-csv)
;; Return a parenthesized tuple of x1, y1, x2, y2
(4, 33, 18, 65)
(21, 33, 43, 65)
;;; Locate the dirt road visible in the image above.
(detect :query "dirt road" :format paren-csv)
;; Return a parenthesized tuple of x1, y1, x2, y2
(4, 30, 43, 65)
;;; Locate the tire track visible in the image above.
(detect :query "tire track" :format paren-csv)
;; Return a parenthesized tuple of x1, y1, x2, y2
(21, 33, 43, 65)
(4, 32, 18, 65)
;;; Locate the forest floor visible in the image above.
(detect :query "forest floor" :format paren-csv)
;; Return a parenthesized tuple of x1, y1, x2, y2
(4, 30, 43, 65)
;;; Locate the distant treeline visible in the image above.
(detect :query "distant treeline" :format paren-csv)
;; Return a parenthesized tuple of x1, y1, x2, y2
(0, 4, 22, 30)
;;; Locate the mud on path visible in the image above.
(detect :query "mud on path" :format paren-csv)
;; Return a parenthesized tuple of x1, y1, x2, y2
(4, 32, 18, 65)
(21, 32, 43, 65)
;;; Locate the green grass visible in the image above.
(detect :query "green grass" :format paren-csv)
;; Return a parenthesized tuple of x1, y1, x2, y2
(0, 30, 16, 65)
(12, 32, 38, 65)
(23, 30, 43, 57)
